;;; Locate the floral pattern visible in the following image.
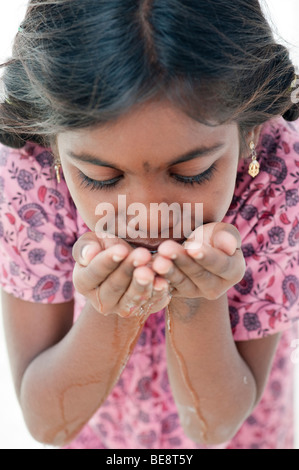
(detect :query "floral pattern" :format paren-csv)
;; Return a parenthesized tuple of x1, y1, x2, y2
(0, 116, 299, 449)
(223, 119, 299, 341)
(0, 143, 79, 302)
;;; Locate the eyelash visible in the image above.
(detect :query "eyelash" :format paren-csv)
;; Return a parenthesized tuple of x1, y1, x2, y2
(172, 163, 218, 187)
(77, 163, 218, 192)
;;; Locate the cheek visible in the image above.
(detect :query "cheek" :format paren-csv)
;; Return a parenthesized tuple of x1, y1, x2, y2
(61, 171, 99, 231)
(74, 191, 122, 234)
(76, 197, 100, 231)
(203, 161, 238, 222)
(205, 188, 234, 222)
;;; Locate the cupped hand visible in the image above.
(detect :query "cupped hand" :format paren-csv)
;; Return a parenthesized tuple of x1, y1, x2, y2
(151, 222, 246, 301)
(72, 231, 171, 318)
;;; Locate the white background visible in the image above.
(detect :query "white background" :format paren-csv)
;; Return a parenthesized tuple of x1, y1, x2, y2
(0, 0, 298, 449)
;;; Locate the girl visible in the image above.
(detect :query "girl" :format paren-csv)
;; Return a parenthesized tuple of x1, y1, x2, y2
(0, 0, 298, 449)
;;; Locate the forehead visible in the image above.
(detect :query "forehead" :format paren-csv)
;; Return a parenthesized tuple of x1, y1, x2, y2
(57, 99, 237, 163)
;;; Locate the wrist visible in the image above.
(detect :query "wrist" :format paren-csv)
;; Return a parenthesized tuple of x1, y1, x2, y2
(168, 293, 228, 322)
(168, 297, 202, 321)
(83, 298, 148, 332)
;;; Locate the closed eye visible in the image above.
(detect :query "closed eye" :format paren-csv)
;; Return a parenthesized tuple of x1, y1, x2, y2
(76, 162, 218, 191)
(77, 171, 122, 191)
(171, 162, 217, 186)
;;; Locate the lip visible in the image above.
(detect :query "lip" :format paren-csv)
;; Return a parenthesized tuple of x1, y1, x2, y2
(125, 238, 186, 253)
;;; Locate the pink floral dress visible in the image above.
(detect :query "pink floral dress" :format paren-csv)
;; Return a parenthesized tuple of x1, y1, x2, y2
(0, 116, 298, 449)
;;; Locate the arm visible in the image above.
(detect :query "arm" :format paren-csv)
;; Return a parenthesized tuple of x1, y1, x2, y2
(2, 290, 145, 446)
(151, 222, 281, 445)
(1, 231, 170, 447)
(165, 295, 281, 446)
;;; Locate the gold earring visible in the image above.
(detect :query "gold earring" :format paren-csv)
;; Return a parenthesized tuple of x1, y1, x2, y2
(54, 162, 61, 184)
(248, 141, 260, 178)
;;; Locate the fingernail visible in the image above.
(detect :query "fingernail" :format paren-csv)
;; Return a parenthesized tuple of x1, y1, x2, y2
(159, 265, 173, 275)
(186, 242, 202, 251)
(154, 284, 169, 292)
(81, 245, 92, 263)
(136, 278, 151, 286)
(112, 253, 126, 262)
(188, 249, 204, 260)
(186, 242, 204, 259)
(154, 284, 164, 291)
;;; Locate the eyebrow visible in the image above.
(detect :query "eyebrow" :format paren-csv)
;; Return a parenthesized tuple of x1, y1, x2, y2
(67, 142, 225, 170)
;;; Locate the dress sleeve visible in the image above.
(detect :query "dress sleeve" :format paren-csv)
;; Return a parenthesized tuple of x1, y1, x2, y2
(223, 117, 299, 341)
(0, 142, 78, 303)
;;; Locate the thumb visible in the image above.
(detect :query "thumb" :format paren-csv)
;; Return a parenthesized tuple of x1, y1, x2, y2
(211, 223, 242, 256)
(73, 231, 130, 267)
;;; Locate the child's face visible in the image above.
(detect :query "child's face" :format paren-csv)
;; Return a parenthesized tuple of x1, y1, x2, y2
(56, 99, 246, 248)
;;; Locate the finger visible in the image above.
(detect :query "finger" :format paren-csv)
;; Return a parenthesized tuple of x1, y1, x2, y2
(72, 231, 103, 266)
(153, 276, 170, 292)
(156, 239, 187, 260)
(211, 223, 241, 256)
(157, 239, 205, 284)
(155, 238, 243, 288)
(185, 242, 245, 282)
(73, 231, 135, 267)
(75, 244, 153, 293)
(155, 242, 238, 300)
(92, 249, 153, 310)
(73, 243, 133, 293)
(118, 274, 171, 318)
(183, 222, 241, 257)
(114, 266, 155, 317)
(152, 246, 198, 296)
(101, 263, 154, 310)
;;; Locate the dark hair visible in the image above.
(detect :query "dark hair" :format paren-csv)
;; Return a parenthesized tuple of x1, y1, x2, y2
(0, 0, 298, 154)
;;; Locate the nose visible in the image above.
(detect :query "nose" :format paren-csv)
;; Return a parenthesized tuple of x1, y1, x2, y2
(113, 174, 181, 240)
(124, 199, 183, 240)
(94, 180, 201, 241)
(120, 184, 202, 241)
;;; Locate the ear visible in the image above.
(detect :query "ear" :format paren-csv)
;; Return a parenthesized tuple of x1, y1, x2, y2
(246, 124, 263, 148)
(50, 136, 60, 161)
(238, 124, 263, 162)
